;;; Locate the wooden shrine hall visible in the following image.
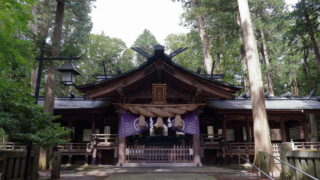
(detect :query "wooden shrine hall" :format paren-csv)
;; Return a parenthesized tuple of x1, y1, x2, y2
(39, 45, 320, 167)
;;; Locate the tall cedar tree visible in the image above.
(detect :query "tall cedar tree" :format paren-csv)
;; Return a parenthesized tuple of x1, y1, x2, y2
(237, 0, 273, 166)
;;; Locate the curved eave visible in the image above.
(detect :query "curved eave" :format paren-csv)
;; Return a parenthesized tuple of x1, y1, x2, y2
(77, 53, 241, 98)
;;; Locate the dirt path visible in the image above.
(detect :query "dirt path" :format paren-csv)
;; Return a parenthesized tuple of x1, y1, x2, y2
(39, 165, 270, 180)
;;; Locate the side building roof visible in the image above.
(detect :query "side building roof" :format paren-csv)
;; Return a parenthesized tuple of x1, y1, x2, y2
(37, 97, 111, 109)
(207, 97, 320, 111)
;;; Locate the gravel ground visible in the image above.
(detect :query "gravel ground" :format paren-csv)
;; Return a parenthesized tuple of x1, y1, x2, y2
(39, 165, 276, 180)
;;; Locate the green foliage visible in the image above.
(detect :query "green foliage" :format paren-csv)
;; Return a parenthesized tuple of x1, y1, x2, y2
(0, 0, 36, 80)
(62, 0, 94, 56)
(32, 0, 94, 56)
(0, 1, 70, 147)
(165, 32, 204, 72)
(133, 29, 159, 65)
(76, 33, 133, 84)
(176, 0, 320, 95)
(0, 78, 70, 147)
(0, 128, 7, 142)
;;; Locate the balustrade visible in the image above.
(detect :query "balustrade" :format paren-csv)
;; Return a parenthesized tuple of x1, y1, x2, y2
(126, 145, 193, 163)
(294, 142, 320, 150)
(0, 142, 25, 151)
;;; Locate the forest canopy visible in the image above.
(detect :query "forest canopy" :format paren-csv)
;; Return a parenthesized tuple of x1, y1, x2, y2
(0, 0, 320, 140)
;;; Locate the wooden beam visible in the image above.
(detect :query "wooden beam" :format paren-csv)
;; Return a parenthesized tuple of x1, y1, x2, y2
(86, 69, 155, 98)
(245, 114, 252, 142)
(171, 72, 233, 99)
(193, 87, 202, 103)
(222, 116, 227, 140)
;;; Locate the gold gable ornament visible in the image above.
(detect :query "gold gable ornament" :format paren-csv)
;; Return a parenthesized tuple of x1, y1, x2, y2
(152, 83, 167, 105)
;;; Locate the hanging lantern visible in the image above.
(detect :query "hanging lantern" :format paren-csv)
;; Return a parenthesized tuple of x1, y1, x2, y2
(174, 115, 183, 129)
(138, 115, 146, 129)
(156, 117, 164, 129)
(58, 63, 80, 86)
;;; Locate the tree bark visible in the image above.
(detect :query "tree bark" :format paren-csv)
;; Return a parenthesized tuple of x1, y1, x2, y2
(240, 45, 250, 95)
(302, 44, 313, 89)
(43, 0, 65, 113)
(302, 0, 320, 79)
(308, 114, 318, 142)
(260, 31, 275, 96)
(290, 76, 299, 96)
(31, 69, 38, 92)
(197, 15, 214, 74)
(215, 37, 221, 74)
(237, 0, 273, 167)
(41, 0, 65, 171)
(190, 0, 214, 74)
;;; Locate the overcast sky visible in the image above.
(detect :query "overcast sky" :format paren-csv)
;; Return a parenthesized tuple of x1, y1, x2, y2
(91, 0, 299, 47)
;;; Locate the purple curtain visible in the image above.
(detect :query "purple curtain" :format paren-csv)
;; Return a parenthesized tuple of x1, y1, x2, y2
(118, 111, 200, 137)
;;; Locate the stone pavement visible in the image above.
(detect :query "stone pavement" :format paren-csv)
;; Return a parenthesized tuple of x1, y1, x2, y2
(39, 165, 272, 180)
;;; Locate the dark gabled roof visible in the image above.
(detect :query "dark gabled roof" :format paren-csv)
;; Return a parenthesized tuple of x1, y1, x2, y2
(58, 63, 80, 75)
(207, 97, 320, 110)
(37, 97, 111, 109)
(76, 45, 241, 98)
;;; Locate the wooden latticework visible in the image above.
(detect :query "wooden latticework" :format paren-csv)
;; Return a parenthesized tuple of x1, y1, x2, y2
(126, 145, 193, 163)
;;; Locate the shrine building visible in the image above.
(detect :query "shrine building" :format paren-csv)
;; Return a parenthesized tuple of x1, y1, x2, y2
(39, 45, 320, 167)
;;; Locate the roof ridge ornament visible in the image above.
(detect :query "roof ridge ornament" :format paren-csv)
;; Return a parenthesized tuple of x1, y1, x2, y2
(132, 45, 188, 60)
(168, 47, 188, 58)
(131, 47, 151, 59)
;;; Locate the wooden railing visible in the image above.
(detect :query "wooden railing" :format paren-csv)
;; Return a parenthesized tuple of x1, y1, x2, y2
(92, 134, 117, 146)
(126, 145, 193, 163)
(57, 143, 89, 154)
(224, 142, 280, 156)
(0, 142, 25, 151)
(225, 142, 254, 155)
(200, 134, 222, 145)
(294, 142, 320, 150)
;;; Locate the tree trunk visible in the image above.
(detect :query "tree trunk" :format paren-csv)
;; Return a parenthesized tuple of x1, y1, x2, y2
(215, 37, 221, 74)
(31, 69, 38, 93)
(197, 15, 214, 74)
(260, 31, 275, 96)
(302, 44, 313, 89)
(240, 45, 250, 95)
(41, 0, 65, 170)
(302, 0, 320, 79)
(290, 76, 299, 96)
(43, 0, 65, 113)
(237, 0, 273, 167)
(191, 0, 214, 74)
(308, 114, 318, 142)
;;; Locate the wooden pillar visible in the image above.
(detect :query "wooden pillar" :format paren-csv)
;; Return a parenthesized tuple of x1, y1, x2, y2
(280, 118, 287, 142)
(91, 119, 96, 141)
(68, 155, 72, 165)
(302, 121, 309, 141)
(68, 121, 73, 141)
(193, 135, 202, 166)
(222, 116, 227, 141)
(245, 115, 252, 142)
(85, 155, 88, 166)
(91, 118, 97, 165)
(114, 147, 118, 164)
(92, 148, 97, 165)
(117, 137, 126, 166)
